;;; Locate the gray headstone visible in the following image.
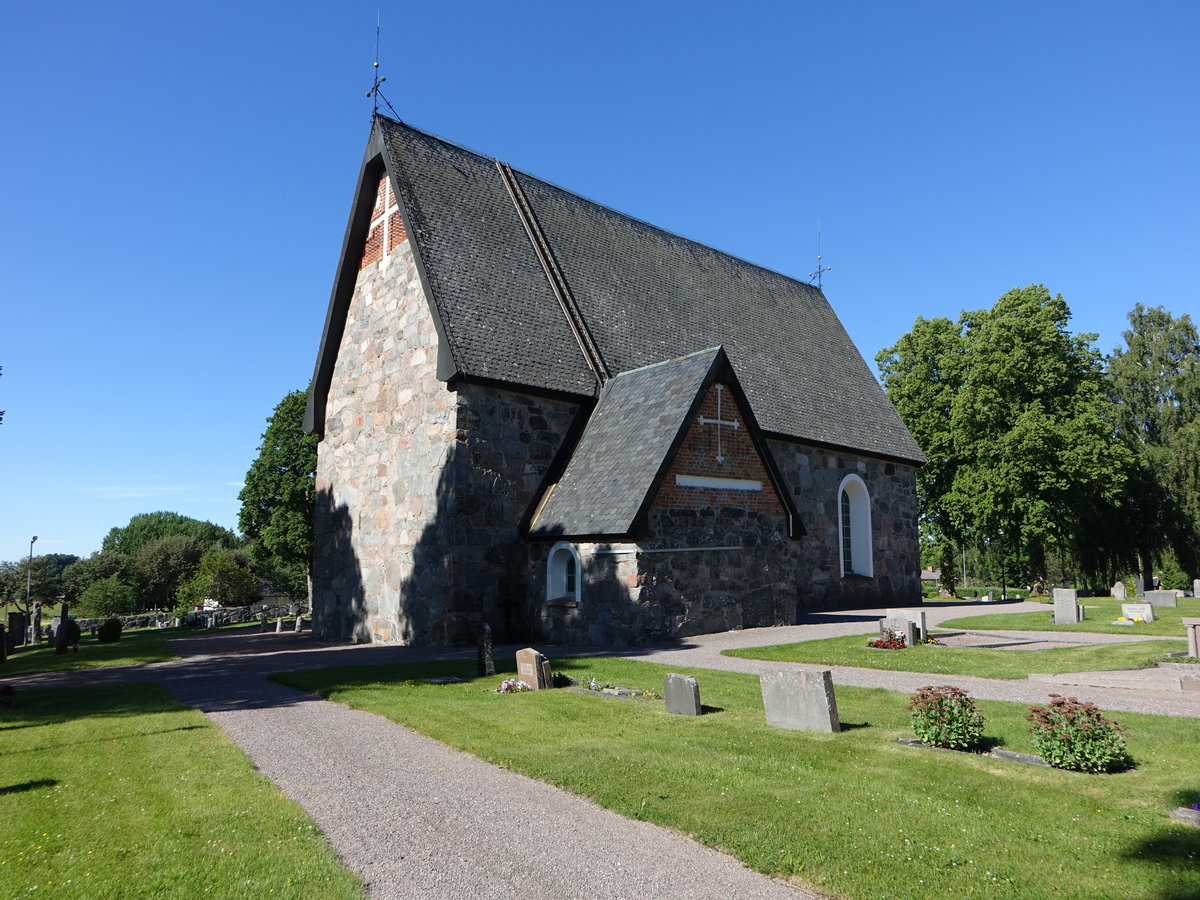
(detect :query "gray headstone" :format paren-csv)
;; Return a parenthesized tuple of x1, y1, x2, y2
(1053, 588, 1083, 625)
(1193, 579, 1200, 599)
(7, 613, 26, 649)
(0, 624, 6, 664)
(1111, 581, 1127, 600)
(886, 608, 927, 642)
(1121, 602, 1155, 623)
(664, 674, 702, 716)
(54, 603, 71, 655)
(760, 670, 840, 732)
(1145, 590, 1178, 608)
(880, 617, 916, 647)
(515, 647, 552, 690)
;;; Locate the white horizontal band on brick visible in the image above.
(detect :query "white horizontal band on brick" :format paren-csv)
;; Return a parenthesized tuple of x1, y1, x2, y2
(675, 474, 762, 491)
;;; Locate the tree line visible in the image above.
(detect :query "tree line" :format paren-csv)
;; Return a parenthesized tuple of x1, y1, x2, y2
(878, 286, 1199, 594)
(0, 390, 317, 620)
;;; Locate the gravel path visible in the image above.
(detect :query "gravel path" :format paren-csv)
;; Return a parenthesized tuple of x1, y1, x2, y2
(6, 599, 1198, 898)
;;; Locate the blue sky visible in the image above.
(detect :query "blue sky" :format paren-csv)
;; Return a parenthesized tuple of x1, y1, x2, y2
(2, 1, 1197, 560)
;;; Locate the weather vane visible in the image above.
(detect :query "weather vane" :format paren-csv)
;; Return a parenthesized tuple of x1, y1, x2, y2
(807, 219, 832, 289)
(365, 12, 401, 120)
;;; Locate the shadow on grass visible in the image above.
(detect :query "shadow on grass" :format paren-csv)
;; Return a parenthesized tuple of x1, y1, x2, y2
(0, 778, 58, 795)
(6, 724, 208, 757)
(1170, 787, 1200, 808)
(1122, 830, 1200, 899)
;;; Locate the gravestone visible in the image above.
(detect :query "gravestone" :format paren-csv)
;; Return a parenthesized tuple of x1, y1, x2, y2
(886, 608, 927, 642)
(1193, 579, 1200, 599)
(1111, 581, 1127, 601)
(260, 613, 268, 633)
(54, 603, 71, 655)
(8, 613, 26, 649)
(1053, 588, 1083, 625)
(514, 647, 552, 690)
(1121, 603, 1155, 623)
(0, 624, 6, 664)
(664, 674, 702, 716)
(477, 623, 495, 677)
(31, 601, 42, 645)
(760, 670, 840, 733)
(880, 616, 917, 647)
(1145, 590, 1178, 608)
(1182, 618, 1200, 658)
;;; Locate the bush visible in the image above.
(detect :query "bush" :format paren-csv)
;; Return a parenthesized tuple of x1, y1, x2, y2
(1026, 694, 1131, 773)
(97, 618, 124, 643)
(907, 685, 985, 750)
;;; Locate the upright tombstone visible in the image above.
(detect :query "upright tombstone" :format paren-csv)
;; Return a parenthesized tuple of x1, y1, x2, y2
(1053, 589, 1083, 625)
(1111, 581, 1127, 601)
(514, 647, 552, 690)
(53, 603, 71, 655)
(1193, 579, 1200, 599)
(886, 609, 927, 643)
(477, 623, 495, 677)
(1145, 590, 1179, 608)
(0, 624, 7, 663)
(760, 670, 840, 733)
(7, 613, 26, 649)
(664, 674, 702, 716)
(1121, 603, 1155, 623)
(31, 601, 42, 645)
(880, 616, 917, 647)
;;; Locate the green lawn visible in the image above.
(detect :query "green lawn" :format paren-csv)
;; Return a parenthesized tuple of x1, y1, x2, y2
(0, 684, 362, 899)
(939, 598, 1200, 636)
(274, 657, 1200, 900)
(722, 634, 1186, 679)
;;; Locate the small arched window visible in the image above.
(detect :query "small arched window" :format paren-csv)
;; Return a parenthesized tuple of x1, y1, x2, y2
(838, 474, 872, 578)
(547, 542, 582, 604)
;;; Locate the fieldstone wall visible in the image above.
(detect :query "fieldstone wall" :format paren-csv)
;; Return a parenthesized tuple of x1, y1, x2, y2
(532, 439, 920, 646)
(311, 224, 579, 644)
(769, 440, 921, 611)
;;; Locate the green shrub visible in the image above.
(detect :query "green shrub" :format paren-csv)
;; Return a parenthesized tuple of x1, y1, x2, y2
(1027, 694, 1132, 773)
(907, 685, 985, 750)
(97, 618, 124, 643)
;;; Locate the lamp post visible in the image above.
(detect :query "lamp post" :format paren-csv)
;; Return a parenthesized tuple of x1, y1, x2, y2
(26, 535, 37, 643)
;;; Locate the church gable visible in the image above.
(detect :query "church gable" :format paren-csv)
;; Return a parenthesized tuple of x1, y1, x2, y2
(529, 347, 798, 540)
(650, 381, 788, 520)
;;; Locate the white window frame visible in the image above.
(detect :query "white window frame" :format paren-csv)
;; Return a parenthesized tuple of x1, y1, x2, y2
(837, 474, 873, 578)
(546, 541, 582, 604)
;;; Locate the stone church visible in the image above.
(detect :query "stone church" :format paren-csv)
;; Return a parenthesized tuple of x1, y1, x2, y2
(304, 114, 924, 646)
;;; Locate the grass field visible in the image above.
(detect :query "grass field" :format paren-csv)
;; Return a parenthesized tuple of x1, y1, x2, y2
(0, 684, 362, 899)
(939, 598, 1200, 636)
(722, 635, 1186, 679)
(274, 657, 1200, 900)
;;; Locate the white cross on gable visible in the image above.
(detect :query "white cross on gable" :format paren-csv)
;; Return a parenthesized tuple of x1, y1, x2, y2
(697, 384, 739, 463)
(372, 177, 401, 270)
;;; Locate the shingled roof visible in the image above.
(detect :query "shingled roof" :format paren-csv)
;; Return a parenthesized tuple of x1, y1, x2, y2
(529, 347, 799, 540)
(307, 115, 924, 465)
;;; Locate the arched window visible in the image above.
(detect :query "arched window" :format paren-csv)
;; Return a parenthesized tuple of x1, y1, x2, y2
(838, 474, 872, 578)
(546, 542, 582, 604)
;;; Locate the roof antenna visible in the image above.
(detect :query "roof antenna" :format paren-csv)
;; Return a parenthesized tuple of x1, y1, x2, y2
(365, 11, 402, 121)
(807, 219, 832, 289)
